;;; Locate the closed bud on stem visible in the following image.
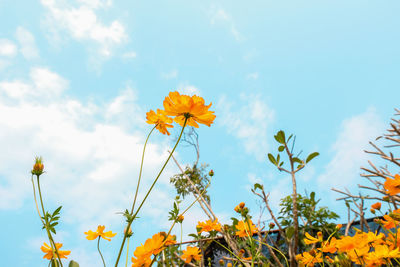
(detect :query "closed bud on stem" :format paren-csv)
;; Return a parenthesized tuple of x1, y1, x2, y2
(218, 259, 225, 266)
(177, 215, 184, 223)
(31, 156, 44, 176)
(124, 227, 133, 238)
(370, 208, 376, 214)
(269, 222, 275, 229)
(209, 169, 214, 177)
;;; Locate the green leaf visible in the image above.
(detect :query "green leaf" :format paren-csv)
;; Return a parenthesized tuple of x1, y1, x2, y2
(292, 157, 302, 164)
(310, 192, 315, 201)
(306, 152, 319, 163)
(253, 183, 263, 191)
(286, 226, 295, 239)
(274, 130, 286, 144)
(267, 153, 277, 165)
(278, 145, 285, 152)
(68, 260, 80, 267)
(52, 206, 62, 216)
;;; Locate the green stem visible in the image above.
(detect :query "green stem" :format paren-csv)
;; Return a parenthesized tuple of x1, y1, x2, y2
(213, 240, 247, 266)
(36, 176, 63, 267)
(98, 237, 106, 267)
(131, 126, 156, 214)
(256, 240, 289, 267)
(148, 179, 212, 267)
(125, 238, 130, 267)
(115, 119, 187, 267)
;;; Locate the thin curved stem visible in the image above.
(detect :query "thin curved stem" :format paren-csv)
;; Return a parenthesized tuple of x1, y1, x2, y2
(256, 240, 289, 267)
(115, 119, 187, 267)
(131, 126, 156, 214)
(98, 237, 106, 267)
(36, 176, 63, 267)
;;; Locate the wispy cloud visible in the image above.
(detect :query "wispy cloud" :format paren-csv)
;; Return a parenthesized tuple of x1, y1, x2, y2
(318, 108, 384, 190)
(40, 0, 126, 59)
(15, 27, 39, 60)
(0, 67, 183, 250)
(177, 83, 201, 95)
(217, 94, 275, 161)
(209, 6, 244, 42)
(0, 39, 17, 57)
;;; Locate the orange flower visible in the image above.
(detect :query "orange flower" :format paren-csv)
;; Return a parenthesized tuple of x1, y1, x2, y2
(384, 174, 400, 196)
(371, 202, 382, 210)
(181, 246, 202, 263)
(84, 225, 117, 241)
(295, 250, 323, 266)
(32, 156, 44, 176)
(163, 91, 216, 128)
(197, 219, 222, 233)
(41, 242, 71, 260)
(381, 215, 398, 229)
(146, 109, 173, 135)
(304, 232, 322, 245)
(131, 232, 176, 266)
(235, 219, 258, 237)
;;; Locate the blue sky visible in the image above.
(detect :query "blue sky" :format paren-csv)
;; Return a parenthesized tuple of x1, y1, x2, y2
(1, 0, 400, 266)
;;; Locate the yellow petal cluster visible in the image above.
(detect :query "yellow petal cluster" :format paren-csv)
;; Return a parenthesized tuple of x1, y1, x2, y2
(181, 246, 202, 263)
(235, 219, 258, 238)
(131, 232, 176, 267)
(40, 242, 71, 260)
(84, 225, 117, 241)
(197, 219, 222, 233)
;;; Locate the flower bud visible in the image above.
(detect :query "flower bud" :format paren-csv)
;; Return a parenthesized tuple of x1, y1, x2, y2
(336, 224, 342, 230)
(370, 208, 376, 214)
(383, 196, 390, 202)
(269, 222, 275, 229)
(31, 156, 44, 176)
(209, 170, 214, 177)
(239, 202, 245, 209)
(227, 263, 232, 267)
(177, 215, 184, 223)
(218, 259, 225, 266)
(124, 227, 133, 237)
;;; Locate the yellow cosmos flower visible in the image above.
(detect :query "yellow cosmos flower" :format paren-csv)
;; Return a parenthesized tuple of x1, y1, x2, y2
(295, 250, 323, 267)
(371, 202, 382, 210)
(304, 232, 323, 245)
(181, 246, 202, 263)
(235, 219, 258, 237)
(197, 219, 222, 233)
(163, 91, 216, 128)
(84, 225, 117, 241)
(146, 109, 173, 135)
(131, 232, 176, 266)
(384, 174, 400, 196)
(41, 242, 71, 260)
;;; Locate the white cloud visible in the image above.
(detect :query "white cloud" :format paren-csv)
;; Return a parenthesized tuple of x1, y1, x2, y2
(177, 83, 201, 96)
(15, 27, 39, 60)
(41, 0, 126, 58)
(217, 94, 275, 161)
(246, 72, 259, 80)
(0, 67, 186, 259)
(318, 108, 384, 190)
(209, 6, 244, 42)
(0, 67, 68, 100)
(161, 70, 178, 80)
(0, 39, 17, 57)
